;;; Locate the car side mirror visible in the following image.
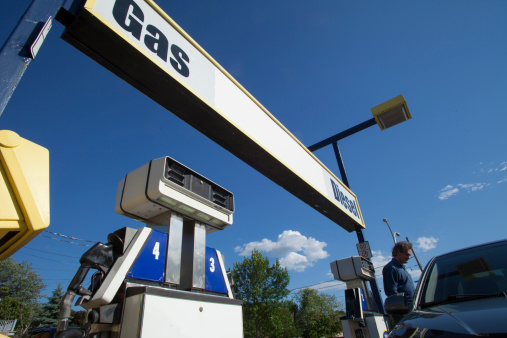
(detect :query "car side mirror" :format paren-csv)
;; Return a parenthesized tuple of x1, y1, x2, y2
(385, 293, 409, 315)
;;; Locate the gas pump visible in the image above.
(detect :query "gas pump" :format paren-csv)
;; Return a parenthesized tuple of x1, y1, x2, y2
(57, 156, 243, 337)
(330, 257, 389, 338)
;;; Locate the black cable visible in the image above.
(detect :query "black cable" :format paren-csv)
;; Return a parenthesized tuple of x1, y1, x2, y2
(290, 280, 345, 293)
(290, 279, 336, 291)
(16, 252, 80, 266)
(40, 234, 92, 247)
(44, 230, 96, 243)
(44, 279, 72, 281)
(23, 246, 81, 259)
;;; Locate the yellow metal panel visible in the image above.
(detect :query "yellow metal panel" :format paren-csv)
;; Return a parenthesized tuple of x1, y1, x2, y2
(370, 94, 412, 130)
(0, 130, 49, 260)
(0, 164, 24, 220)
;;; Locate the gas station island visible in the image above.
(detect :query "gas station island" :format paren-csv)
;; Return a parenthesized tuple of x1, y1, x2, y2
(0, 0, 416, 336)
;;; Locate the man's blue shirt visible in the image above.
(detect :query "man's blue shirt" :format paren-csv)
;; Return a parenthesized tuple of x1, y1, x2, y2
(382, 258, 415, 307)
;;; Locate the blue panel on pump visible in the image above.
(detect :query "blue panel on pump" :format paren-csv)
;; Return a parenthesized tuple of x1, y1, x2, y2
(128, 230, 167, 282)
(205, 247, 228, 294)
(360, 288, 368, 310)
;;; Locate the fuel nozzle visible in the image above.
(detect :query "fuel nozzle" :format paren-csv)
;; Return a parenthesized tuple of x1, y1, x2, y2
(70, 242, 114, 295)
(58, 242, 115, 334)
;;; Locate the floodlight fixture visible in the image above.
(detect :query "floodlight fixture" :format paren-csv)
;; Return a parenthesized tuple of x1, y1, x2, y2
(371, 94, 411, 130)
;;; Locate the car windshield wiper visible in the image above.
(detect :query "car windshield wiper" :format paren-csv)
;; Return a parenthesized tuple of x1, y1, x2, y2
(421, 292, 507, 308)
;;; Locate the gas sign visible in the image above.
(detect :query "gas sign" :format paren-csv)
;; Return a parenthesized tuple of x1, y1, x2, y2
(59, 0, 365, 231)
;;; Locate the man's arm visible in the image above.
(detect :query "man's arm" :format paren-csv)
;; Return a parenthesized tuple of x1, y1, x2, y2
(383, 265, 399, 297)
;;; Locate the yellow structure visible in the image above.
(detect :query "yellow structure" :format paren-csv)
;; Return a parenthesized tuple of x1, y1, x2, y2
(0, 130, 49, 260)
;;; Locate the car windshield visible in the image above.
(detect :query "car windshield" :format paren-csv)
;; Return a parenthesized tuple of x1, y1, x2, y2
(420, 241, 507, 307)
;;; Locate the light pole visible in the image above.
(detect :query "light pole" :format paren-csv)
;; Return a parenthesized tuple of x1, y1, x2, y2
(383, 218, 397, 245)
(307, 95, 412, 315)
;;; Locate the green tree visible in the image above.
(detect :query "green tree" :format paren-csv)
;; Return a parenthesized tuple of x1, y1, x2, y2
(0, 258, 45, 334)
(69, 310, 87, 327)
(0, 297, 31, 331)
(294, 288, 343, 338)
(33, 284, 64, 328)
(0, 258, 45, 303)
(232, 249, 295, 337)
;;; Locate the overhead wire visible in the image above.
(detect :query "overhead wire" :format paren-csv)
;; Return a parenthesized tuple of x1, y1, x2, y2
(16, 252, 80, 266)
(40, 234, 92, 247)
(14, 231, 103, 284)
(44, 279, 72, 281)
(29, 232, 424, 296)
(23, 246, 81, 259)
(289, 263, 422, 294)
(44, 230, 96, 243)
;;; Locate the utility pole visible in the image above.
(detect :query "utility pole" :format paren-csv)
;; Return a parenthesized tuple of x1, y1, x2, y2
(406, 237, 423, 272)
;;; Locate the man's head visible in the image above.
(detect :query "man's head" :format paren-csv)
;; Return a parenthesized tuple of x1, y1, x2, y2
(392, 241, 412, 265)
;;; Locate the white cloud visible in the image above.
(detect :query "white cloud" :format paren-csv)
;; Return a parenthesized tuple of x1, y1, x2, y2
(371, 250, 391, 270)
(458, 183, 488, 192)
(438, 185, 459, 200)
(235, 230, 329, 272)
(406, 265, 422, 281)
(280, 252, 308, 272)
(417, 236, 438, 252)
(438, 182, 489, 200)
(479, 161, 507, 176)
(439, 161, 507, 200)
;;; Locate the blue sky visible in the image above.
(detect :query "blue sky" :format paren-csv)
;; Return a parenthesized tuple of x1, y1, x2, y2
(1, 0, 506, 306)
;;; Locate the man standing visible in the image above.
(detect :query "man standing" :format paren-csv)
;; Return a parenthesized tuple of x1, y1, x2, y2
(383, 241, 416, 309)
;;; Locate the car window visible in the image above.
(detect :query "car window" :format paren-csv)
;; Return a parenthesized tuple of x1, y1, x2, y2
(421, 241, 507, 305)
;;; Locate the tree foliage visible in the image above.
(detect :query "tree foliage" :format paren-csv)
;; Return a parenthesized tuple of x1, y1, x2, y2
(0, 258, 45, 334)
(0, 258, 45, 304)
(70, 310, 87, 327)
(33, 284, 64, 328)
(294, 288, 343, 338)
(0, 297, 31, 329)
(232, 249, 295, 337)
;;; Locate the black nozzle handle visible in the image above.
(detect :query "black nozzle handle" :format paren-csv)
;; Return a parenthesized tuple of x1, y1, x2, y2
(69, 265, 92, 296)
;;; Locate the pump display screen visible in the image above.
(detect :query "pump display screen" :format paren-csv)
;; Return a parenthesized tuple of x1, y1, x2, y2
(164, 158, 234, 212)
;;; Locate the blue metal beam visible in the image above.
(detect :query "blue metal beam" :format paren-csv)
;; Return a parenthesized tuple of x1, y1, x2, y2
(0, 0, 64, 117)
(307, 118, 377, 152)
(308, 119, 386, 314)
